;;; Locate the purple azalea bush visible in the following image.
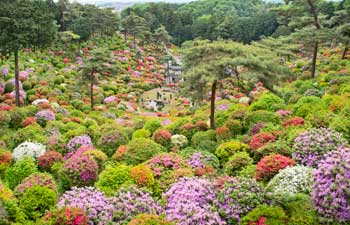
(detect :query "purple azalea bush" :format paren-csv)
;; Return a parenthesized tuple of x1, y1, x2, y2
(112, 186, 163, 224)
(186, 151, 220, 170)
(163, 177, 225, 225)
(215, 177, 265, 224)
(35, 110, 55, 124)
(312, 147, 350, 222)
(66, 135, 93, 152)
(292, 128, 347, 167)
(58, 186, 115, 225)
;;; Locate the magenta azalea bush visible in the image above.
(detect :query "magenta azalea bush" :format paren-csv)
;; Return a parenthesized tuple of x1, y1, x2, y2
(58, 187, 115, 225)
(112, 186, 163, 224)
(215, 177, 265, 224)
(163, 177, 225, 225)
(312, 147, 350, 222)
(292, 128, 347, 167)
(59, 154, 98, 188)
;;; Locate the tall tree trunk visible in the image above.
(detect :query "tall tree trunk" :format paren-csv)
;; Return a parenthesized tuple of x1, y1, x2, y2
(124, 31, 127, 43)
(342, 41, 349, 59)
(14, 50, 20, 107)
(90, 82, 94, 110)
(210, 80, 217, 130)
(311, 41, 318, 78)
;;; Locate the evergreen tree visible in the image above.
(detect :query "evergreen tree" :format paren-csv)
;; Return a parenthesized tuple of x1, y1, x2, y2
(78, 48, 120, 110)
(275, 0, 328, 78)
(0, 0, 57, 106)
(331, 0, 350, 59)
(121, 13, 150, 45)
(153, 25, 172, 47)
(182, 40, 291, 129)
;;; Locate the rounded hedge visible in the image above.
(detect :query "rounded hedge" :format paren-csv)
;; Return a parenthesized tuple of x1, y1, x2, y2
(123, 138, 165, 165)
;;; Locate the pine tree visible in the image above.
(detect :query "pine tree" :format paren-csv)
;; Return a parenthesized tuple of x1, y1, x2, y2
(331, 1, 350, 59)
(121, 13, 150, 45)
(275, 0, 329, 78)
(0, 0, 57, 106)
(78, 48, 120, 110)
(182, 40, 291, 129)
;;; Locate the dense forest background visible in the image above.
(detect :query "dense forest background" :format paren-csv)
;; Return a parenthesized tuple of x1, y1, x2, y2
(121, 0, 338, 44)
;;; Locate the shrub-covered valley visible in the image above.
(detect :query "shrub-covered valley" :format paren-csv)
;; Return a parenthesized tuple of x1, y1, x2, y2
(1, 0, 350, 224)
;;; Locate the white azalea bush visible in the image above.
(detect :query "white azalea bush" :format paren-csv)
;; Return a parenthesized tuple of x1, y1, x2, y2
(265, 165, 314, 197)
(171, 134, 188, 149)
(12, 141, 46, 161)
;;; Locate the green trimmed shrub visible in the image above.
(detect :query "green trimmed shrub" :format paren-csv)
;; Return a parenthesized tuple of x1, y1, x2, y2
(224, 152, 253, 176)
(292, 96, 326, 117)
(95, 164, 133, 196)
(249, 92, 285, 112)
(6, 157, 38, 189)
(239, 165, 257, 178)
(19, 186, 57, 220)
(215, 141, 249, 164)
(240, 205, 287, 225)
(132, 129, 151, 139)
(244, 110, 282, 129)
(143, 119, 162, 133)
(123, 138, 165, 165)
(97, 128, 129, 156)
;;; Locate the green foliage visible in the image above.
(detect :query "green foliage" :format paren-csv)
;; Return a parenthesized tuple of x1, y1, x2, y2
(215, 141, 249, 164)
(6, 157, 38, 189)
(244, 110, 282, 129)
(95, 164, 133, 196)
(123, 138, 166, 165)
(19, 186, 57, 220)
(11, 123, 47, 149)
(292, 96, 327, 117)
(240, 205, 287, 225)
(132, 129, 152, 139)
(191, 130, 218, 153)
(277, 194, 319, 225)
(249, 92, 285, 112)
(330, 116, 350, 140)
(144, 119, 162, 133)
(224, 151, 253, 176)
(239, 164, 257, 178)
(97, 128, 129, 157)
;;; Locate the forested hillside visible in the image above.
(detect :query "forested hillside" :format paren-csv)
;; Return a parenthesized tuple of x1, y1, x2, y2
(1, 0, 350, 225)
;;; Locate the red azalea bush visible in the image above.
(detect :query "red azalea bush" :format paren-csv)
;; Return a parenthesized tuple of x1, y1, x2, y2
(112, 145, 127, 161)
(249, 132, 276, 151)
(282, 117, 305, 128)
(216, 126, 231, 142)
(254, 154, 296, 181)
(179, 123, 196, 140)
(38, 151, 63, 171)
(42, 207, 89, 225)
(21, 117, 36, 127)
(195, 121, 208, 131)
(153, 129, 172, 147)
(0, 149, 12, 171)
